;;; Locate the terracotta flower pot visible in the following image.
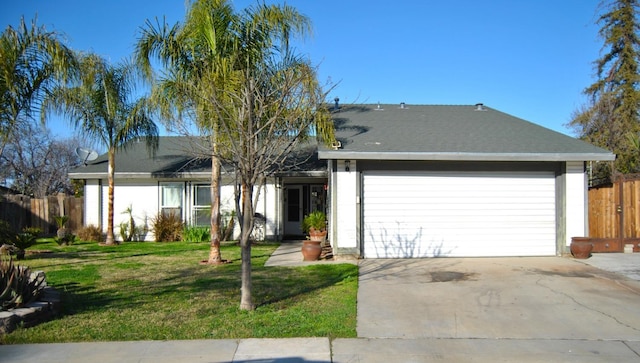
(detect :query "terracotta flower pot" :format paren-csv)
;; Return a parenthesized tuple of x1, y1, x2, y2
(308, 228, 327, 243)
(570, 237, 593, 259)
(301, 240, 323, 261)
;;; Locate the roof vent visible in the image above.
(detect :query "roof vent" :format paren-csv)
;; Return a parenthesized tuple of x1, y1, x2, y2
(399, 102, 407, 109)
(475, 103, 486, 111)
(375, 102, 384, 111)
(334, 97, 340, 111)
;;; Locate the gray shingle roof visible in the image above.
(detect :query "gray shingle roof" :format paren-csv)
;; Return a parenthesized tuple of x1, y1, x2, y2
(318, 104, 615, 162)
(68, 136, 326, 179)
(68, 137, 210, 179)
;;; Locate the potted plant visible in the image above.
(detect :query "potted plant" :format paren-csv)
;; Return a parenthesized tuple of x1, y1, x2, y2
(54, 215, 74, 246)
(301, 210, 327, 261)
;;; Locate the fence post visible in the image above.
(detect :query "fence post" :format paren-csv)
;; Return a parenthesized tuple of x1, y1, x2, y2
(617, 175, 624, 245)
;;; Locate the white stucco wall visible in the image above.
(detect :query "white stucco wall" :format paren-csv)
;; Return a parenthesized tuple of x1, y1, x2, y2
(216, 179, 278, 240)
(565, 161, 587, 247)
(84, 179, 101, 228)
(82, 176, 279, 242)
(255, 178, 279, 239)
(109, 179, 161, 241)
(333, 160, 358, 250)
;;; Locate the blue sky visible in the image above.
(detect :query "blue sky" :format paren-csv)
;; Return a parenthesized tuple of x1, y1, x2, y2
(2, 0, 604, 136)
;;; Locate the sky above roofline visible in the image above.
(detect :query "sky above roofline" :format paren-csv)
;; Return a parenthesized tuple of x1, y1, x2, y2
(2, 0, 604, 138)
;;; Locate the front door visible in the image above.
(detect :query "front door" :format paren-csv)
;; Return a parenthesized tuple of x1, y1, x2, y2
(284, 186, 303, 235)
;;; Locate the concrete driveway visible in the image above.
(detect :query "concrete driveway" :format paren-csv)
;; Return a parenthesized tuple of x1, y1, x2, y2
(357, 256, 640, 340)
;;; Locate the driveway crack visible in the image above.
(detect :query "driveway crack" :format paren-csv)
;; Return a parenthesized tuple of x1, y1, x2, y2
(536, 277, 640, 333)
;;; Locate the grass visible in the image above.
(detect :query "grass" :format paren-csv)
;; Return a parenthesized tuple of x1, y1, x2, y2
(1, 239, 358, 343)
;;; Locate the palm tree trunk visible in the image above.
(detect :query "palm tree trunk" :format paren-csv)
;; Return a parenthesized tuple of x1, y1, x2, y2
(104, 149, 116, 245)
(207, 149, 223, 264)
(239, 180, 255, 311)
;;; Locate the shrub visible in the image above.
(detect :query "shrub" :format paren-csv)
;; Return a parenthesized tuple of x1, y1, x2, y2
(151, 212, 184, 242)
(0, 220, 16, 245)
(77, 225, 103, 242)
(54, 215, 72, 240)
(13, 233, 37, 259)
(13, 233, 36, 250)
(53, 215, 69, 229)
(22, 227, 42, 238)
(183, 225, 210, 243)
(0, 254, 46, 311)
(54, 234, 75, 246)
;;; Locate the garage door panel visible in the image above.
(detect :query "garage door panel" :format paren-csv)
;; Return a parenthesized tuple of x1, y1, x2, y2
(363, 171, 556, 258)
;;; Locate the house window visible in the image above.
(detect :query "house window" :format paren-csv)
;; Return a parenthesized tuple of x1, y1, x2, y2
(161, 183, 183, 218)
(193, 184, 211, 226)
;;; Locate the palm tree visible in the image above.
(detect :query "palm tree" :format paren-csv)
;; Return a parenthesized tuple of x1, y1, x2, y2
(0, 16, 76, 157)
(136, 0, 241, 264)
(43, 54, 158, 245)
(137, 0, 334, 310)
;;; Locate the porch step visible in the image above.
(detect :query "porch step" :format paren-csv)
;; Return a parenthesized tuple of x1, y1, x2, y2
(320, 242, 334, 260)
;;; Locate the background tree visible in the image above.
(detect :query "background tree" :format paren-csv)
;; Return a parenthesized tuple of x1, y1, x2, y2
(136, 0, 239, 265)
(0, 17, 76, 158)
(43, 54, 159, 245)
(570, 0, 640, 181)
(0, 123, 80, 197)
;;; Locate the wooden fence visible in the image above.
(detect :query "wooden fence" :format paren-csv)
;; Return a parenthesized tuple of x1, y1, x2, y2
(0, 193, 83, 236)
(588, 175, 640, 252)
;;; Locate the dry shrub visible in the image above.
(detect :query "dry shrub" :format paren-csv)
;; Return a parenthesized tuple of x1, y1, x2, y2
(77, 225, 103, 242)
(151, 212, 184, 242)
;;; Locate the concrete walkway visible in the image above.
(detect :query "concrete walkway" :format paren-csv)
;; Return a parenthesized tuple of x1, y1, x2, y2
(2, 244, 640, 362)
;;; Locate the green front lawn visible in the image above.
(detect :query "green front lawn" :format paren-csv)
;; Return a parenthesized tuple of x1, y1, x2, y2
(1, 240, 358, 343)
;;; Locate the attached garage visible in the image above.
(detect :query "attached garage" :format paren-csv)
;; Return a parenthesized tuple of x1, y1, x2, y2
(320, 103, 615, 259)
(362, 170, 556, 257)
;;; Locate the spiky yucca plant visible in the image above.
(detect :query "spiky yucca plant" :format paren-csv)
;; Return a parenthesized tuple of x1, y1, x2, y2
(0, 254, 46, 310)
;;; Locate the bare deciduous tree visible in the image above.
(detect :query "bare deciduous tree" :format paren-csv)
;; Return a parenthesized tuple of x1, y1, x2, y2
(0, 123, 80, 197)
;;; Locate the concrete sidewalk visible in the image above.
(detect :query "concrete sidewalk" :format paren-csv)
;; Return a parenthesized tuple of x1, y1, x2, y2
(2, 245, 640, 362)
(2, 337, 639, 362)
(0, 338, 331, 363)
(579, 252, 640, 281)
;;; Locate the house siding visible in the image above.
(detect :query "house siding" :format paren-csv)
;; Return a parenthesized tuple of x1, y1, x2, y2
(327, 160, 588, 258)
(564, 161, 587, 248)
(82, 176, 280, 242)
(333, 160, 359, 254)
(84, 179, 101, 228)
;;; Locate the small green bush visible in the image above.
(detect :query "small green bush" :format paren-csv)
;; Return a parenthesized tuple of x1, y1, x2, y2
(11, 232, 36, 260)
(151, 212, 184, 242)
(183, 225, 210, 242)
(54, 234, 75, 246)
(53, 216, 69, 229)
(22, 227, 42, 237)
(77, 225, 103, 242)
(13, 233, 36, 250)
(0, 220, 15, 244)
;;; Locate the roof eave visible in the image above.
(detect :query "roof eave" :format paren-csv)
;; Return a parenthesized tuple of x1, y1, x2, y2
(69, 169, 329, 180)
(68, 171, 214, 179)
(317, 151, 616, 162)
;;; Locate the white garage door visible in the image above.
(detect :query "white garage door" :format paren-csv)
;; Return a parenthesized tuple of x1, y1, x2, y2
(363, 171, 556, 258)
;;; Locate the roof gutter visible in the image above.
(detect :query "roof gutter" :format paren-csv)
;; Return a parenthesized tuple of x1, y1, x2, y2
(68, 170, 329, 180)
(317, 151, 616, 162)
(67, 171, 213, 179)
